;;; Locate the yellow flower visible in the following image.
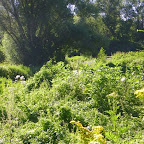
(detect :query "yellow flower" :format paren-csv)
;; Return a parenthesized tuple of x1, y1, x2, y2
(70, 120, 83, 128)
(94, 134, 104, 140)
(92, 126, 104, 134)
(94, 134, 106, 144)
(70, 121, 106, 144)
(134, 88, 144, 99)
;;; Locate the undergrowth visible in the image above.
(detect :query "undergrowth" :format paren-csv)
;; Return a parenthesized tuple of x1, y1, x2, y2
(0, 51, 144, 143)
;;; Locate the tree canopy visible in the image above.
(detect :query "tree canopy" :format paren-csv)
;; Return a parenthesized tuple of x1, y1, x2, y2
(0, 0, 143, 65)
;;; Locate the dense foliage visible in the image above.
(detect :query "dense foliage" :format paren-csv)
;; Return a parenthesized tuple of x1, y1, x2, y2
(0, 51, 143, 143)
(0, 0, 143, 65)
(0, 64, 32, 80)
(0, 1, 143, 143)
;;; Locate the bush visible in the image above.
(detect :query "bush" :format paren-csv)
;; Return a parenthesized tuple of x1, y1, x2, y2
(59, 106, 72, 123)
(0, 64, 32, 80)
(18, 118, 68, 144)
(26, 61, 70, 91)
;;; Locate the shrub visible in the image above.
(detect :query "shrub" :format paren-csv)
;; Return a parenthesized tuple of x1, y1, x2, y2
(97, 47, 107, 63)
(26, 61, 70, 91)
(18, 118, 67, 144)
(0, 64, 32, 80)
(59, 106, 72, 123)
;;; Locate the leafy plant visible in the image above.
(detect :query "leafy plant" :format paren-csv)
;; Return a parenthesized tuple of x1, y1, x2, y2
(134, 88, 144, 104)
(70, 121, 106, 144)
(0, 52, 144, 143)
(105, 92, 121, 132)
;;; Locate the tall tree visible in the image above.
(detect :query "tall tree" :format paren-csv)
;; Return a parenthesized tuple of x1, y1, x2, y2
(0, 0, 110, 64)
(96, 0, 144, 52)
(120, 0, 144, 42)
(0, 0, 73, 65)
(67, 0, 110, 56)
(97, 0, 122, 38)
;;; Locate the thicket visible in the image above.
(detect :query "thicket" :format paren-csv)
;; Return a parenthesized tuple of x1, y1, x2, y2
(0, 51, 143, 143)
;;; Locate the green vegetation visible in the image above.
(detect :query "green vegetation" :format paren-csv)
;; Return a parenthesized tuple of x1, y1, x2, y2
(0, 0, 144, 143)
(0, 0, 144, 65)
(0, 51, 144, 143)
(0, 64, 32, 80)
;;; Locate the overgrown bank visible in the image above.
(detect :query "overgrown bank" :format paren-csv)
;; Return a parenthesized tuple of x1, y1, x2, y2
(0, 51, 144, 143)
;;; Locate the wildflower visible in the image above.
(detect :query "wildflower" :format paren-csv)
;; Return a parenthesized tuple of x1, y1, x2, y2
(15, 75, 20, 81)
(92, 126, 104, 134)
(94, 134, 106, 144)
(121, 77, 125, 82)
(73, 121, 83, 128)
(80, 126, 92, 136)
(94, 134, 104, 140)
(134, 88, 144, 99)
(70, 121, 106, 144)
(20, 76, 25, 81)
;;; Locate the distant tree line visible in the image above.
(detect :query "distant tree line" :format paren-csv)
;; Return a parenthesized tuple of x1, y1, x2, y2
(0, 0, 144, 65)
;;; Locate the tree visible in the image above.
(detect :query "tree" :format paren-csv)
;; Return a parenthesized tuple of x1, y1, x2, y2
(0, 0, 111, 64)
(67, 0, 110, 56)
(96, 0, 144, 53)
(0, 0, 73, 65)
(96, 0, 122, 38)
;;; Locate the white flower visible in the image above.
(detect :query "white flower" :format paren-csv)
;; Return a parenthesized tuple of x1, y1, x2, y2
(15, 75, 20, 80)
(121, 77, 125, 82)
(20, 76, 25, 81)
